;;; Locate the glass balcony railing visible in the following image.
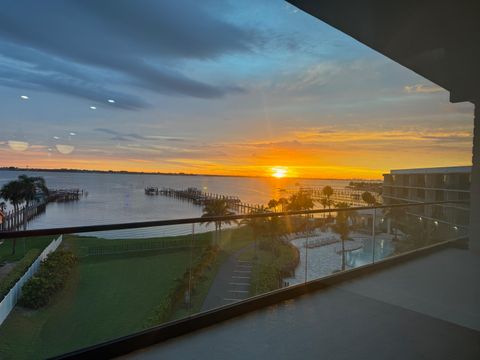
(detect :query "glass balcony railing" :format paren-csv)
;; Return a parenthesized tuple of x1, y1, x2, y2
(0, 201, 469, 359)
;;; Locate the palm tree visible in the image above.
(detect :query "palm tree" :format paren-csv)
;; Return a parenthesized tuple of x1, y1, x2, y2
(384, 205, 406, 240)
(322, 186, 334, 207)
(201, 199, 236, 245)
(286, 191, 314, 212)
(267, 199, 279, 212)
(241, 206, 268, 258)
(0, 180, 25, 254)
(332, 202, 352, 271)
(277, 197, 289, 212)
(361, 191, 377, 206)
(0, 180, 24, 213)
(18, 175, 49, 207)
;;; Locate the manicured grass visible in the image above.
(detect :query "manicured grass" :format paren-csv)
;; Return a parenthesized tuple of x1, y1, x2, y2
(0, 236, 56, 263)
(0, 249, 193, 359)
(0, 227, 256, 359)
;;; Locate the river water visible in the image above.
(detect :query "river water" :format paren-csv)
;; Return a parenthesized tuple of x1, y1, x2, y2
(0, 170, 351, 237)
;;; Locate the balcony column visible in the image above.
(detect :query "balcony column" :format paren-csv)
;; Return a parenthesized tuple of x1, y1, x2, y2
(470, 101, 480, 252)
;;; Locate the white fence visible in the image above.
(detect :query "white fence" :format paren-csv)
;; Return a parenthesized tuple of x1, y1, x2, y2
(0, 235, 63, 326)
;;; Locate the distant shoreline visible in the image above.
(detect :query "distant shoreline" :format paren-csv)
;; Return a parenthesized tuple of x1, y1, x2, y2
(0, 167, 382, 182)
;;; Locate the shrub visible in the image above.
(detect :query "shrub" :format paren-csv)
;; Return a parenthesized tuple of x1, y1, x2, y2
(19, 251, 77, 309)
(145, 245, 220, 327)
(0, 249, 41, 301)
(250, 240, 300, 295)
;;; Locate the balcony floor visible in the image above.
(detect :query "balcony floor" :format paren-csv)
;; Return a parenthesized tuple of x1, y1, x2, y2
(121, 245, 480, 360)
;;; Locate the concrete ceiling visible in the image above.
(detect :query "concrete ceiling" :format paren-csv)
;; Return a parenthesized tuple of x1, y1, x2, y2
(288, 0, 480, 104)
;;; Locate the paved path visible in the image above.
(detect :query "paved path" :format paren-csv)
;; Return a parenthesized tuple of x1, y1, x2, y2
(201, 246, 253, 311)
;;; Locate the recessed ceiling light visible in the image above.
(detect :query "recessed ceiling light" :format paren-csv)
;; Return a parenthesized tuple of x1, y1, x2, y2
(20, 95, 29, 100)
(53, 136, 60, 140)
(69, 132, 76, 136)
(56, 144, 75, 154)
(90, 106, 97, 110)
(107, 99, 115, 103)
(8, 140, 29, 151)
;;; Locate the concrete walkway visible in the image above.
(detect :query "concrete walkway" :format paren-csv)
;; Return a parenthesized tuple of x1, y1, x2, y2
(201, 246, 253, 311)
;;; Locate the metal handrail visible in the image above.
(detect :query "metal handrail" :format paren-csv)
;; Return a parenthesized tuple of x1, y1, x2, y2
(0, 200, 469, 239)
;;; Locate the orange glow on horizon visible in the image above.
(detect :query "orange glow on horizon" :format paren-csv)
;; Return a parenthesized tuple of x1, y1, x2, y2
(0, 121, 472, 180)
(271, 167, 288, 178)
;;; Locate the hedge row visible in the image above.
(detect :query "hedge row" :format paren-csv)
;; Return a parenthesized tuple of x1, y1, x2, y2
(19, 251, 77, 309)
(145, 245, 220, 326)
(0, 249, 42, 302)
(251, 239, 299, 295)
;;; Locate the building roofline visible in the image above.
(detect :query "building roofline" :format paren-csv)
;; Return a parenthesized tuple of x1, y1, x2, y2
(383, 166, 471, 176)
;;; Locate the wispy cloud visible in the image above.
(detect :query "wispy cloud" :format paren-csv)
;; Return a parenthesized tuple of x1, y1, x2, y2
(94, 128, 185, 142)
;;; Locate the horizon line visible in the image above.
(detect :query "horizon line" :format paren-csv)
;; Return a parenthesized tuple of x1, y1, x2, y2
(0, 166, 384, 182)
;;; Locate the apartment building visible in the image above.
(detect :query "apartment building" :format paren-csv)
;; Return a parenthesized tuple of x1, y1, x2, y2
(383, 166, 471, 227)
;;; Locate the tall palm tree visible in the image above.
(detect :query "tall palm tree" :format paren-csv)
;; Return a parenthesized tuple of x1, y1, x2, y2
(18, 175, 49, 206)
(0, 180, 24, 213)
(332, 202, 352, 271)
(277, 197, 289, 212)
(321, 186, 334, 208)
(201, 199, 236, 245)
(384, 205, 406, 240)
(0, 180, 25, 254)
(318, 196, 334, 220)
(286, 191, 314, 212)
(361, 191, 377, 206)
(241, 206, 269, 258)
(267, 199, 278, 212)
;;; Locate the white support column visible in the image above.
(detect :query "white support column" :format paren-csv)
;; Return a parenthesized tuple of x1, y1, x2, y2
(470, 101, 480, 252)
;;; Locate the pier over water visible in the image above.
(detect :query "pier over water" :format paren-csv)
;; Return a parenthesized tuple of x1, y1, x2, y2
(145, 187, 262, 214)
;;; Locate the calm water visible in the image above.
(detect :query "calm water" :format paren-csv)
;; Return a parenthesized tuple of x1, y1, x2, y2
(0, 170, 350, 237)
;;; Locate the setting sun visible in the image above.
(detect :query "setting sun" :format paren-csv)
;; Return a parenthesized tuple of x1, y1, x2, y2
(271, 167, 288, 178)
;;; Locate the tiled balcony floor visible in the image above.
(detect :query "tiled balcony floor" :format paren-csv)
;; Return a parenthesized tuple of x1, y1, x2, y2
(121, 244, 480, 360)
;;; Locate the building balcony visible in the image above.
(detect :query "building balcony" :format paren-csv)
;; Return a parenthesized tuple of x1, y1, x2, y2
(0, 201, 476, 359)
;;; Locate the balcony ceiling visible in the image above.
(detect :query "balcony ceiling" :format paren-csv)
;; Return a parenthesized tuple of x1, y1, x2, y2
(287, 0, 480, 103)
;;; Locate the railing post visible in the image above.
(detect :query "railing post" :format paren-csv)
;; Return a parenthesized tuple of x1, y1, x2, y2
(470, 100, 480, 252)
(372, 208, 376, 263)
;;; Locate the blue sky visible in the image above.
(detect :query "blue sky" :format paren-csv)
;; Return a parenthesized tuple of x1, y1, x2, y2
(0, 0, 474, 178)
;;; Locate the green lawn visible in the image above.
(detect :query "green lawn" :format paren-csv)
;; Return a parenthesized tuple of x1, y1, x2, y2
(0, 236, 56, 263)
(0, 227, 256, 359)
(0, 249, 192, 359)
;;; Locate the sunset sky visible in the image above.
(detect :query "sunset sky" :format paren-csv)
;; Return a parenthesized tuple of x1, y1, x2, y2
(0, 0, 474, 179)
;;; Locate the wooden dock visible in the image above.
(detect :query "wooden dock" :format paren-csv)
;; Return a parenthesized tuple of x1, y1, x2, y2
(146, 187, 262, 214)
(286, 186, 382, 207)
(48, 188, 83, 202)
(0, 189, 84, 232)
(0, 202, 47, 231)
